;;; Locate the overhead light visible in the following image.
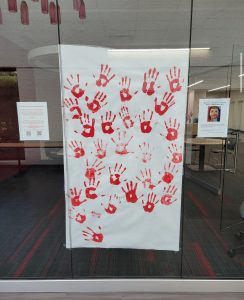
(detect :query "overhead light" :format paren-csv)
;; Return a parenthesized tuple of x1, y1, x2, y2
(188, 80, 204, 88)
(108, 47, 210, 53)
(238, 74, 244, 77)
(208, 85, 230, 92)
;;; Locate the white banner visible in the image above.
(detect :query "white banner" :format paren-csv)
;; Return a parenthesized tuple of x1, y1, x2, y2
(59, 45, 189, 250)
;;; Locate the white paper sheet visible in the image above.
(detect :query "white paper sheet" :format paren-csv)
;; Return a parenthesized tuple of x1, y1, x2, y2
(59, 45, 189, 250)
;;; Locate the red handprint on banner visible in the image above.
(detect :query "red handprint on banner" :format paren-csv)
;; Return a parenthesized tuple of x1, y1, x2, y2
(82, 226, 103, 243)
(68, 140, 85, 158)
(136, 168, 156, 190)
(119, 76, 138, 102)
(119, 106, 134, 129)
(161, 185, 177, 205)
(64, 73, 88, 99)
(161, 162, 178, 184)
(168, 144, 183, 164)
(139, 109, 154, 133)
(64, 98, 82, 119)
(111, 130, 133, 155)
(103, 194, 121, 214)
(84, 178, 100, 200)
(138, 142, 152, 163)
(154, 92, 175, 116)
(69, 207, 86, 224)
(86, 91, 108, 113)
(94, 139, 107, 159)
(94, 64, 115, 87)
(142, 67, 159, 96)
(101, 111, 116, 134)
(109, 163, 126, 185)
(166, 66, 184, 93)
(80, 113, 95, 138)
(66, 187, 87, 207)
(161, 118, 180, 141)
(142, 192, 159, 213)
(85, 159, 105, 180)
(121, 181, 143, 203)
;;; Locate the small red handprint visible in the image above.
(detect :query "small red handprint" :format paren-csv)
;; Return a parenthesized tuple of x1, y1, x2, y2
(82, 226, 103, 243)
(94, 139, 107, 159)
(80, 113, 95, 138)
(136, 168, 155, 190)
(139, 109, 154, 133)
(101, 111, 116, 134)
(142, 192, 159, 213)
(166, 66, 184, 93)
(154, 92, 175, 116)
(84, 178, 100, 200)
(121, 181, 143, 203)
(119, 76, 138, 102)
(85, 159, 105, 180)
(86, 91, 108, 113)
(161, 118, 180, 141)
(94, 64, 115, 87)
(109, 163, 126, 185)
(103, 194, 121, 214)
(64, 73, 88, 98)
(64, 98, 82, 119)
(161, 162, 178, 184)
(168, 144, 183, 164)
(142, 67, 159, 96)
(68, 140, 85, 158)
(66, 187, 87, 207)
(161, 185, 177, 205)
(69, 207, 86, 224)
(138, 142, 152, 163)
(119, 106, 134, 129)
(111, 130, 133, 155)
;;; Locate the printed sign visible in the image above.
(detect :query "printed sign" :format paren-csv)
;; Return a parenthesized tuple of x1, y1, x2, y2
(198, 98, 230, 138)
(60, 45, 189, 250)
(17, 102, 50, 140)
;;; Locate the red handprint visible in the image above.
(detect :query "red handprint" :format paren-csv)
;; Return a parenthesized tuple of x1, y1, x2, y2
(66, 188, 87, 207)
(161, 185, 177, 205)
(103, 194, 121, 214)
(138, 142, 152, 163)
(121, 181, 143, 203)
(86, 91, 107, 113)
(94, 139, 107, 159)
(142, 193, 159, 213)
(94, 64, 115, 87)
(161, 162, 178, 184)
(64, 73, 88, 98)
(166, 66, 184, 93)
(168, 144, 183, 164)
(82, 226, 103, 243)
(69, 207, 86, 224)
(101, 111, 116, 134)
(68, 140, 85, 158)
(111, 130, 133, 155)
(154, 92, 175, 116)
(64, 98, 82, 119)
(139, 109, 154, 133)
(80, 113, 95, 138)
(142, 67, 159, 96)
(119, 106, 134, 129)
(85, 159, 105, 180)
(161, 118, 180, 141)
(84, 178, 100, 200)
(119, 76, 138, 102)
(109, 163, 126, 185)
(136, 168, 155, 190)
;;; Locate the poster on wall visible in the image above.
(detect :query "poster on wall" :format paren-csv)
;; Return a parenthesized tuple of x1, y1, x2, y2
(197, 98, 230, 138)
(59, 45, 189, 250)
(16, 102, 50, 141)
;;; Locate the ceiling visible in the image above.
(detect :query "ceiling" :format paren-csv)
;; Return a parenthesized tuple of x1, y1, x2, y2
(0, 0, 244, 90)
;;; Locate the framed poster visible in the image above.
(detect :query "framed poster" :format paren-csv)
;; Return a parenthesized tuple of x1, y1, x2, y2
(59, 45, 189, 250)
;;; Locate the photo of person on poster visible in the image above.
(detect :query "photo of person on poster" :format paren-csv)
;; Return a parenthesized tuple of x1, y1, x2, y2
(207, 105, 221, 122)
